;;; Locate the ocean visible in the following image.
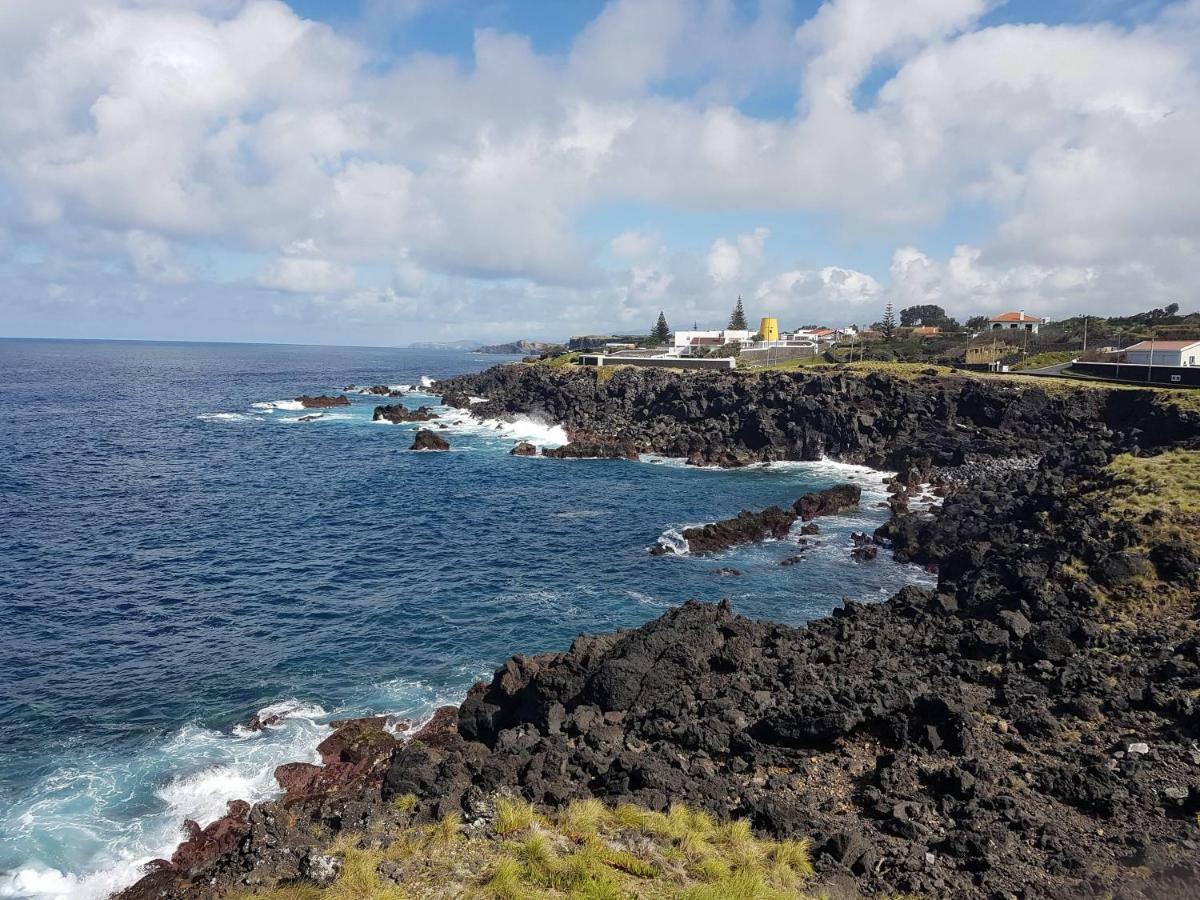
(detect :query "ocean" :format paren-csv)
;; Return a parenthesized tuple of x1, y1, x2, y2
(0, 339, 934, 898)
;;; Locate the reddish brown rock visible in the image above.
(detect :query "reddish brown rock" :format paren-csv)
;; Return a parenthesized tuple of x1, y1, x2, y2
(511, 441, 537, 456)
(169, 800, 251, 875)
(412, 705, 460, 749)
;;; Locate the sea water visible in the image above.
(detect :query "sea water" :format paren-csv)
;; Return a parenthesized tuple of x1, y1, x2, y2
(0, 339, 934, 898)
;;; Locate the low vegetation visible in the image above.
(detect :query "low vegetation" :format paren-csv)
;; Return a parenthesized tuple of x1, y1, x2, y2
(1104, 449, 1200, 542)
(229, 798, 821, 899)
(1010, 351, 1076, 371)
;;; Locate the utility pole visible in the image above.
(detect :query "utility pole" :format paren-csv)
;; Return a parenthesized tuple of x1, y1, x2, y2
(1081, 315, 1088, 354)
(1148, 342, 1154, 384)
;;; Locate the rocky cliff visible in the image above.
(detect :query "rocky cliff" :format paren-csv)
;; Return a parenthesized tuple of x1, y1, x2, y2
(438, 365, 1197, 472)
(119, 366, 1200, 900)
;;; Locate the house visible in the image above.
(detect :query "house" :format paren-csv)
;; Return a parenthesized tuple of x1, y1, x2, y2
(910, 326, 941, 337)
(1122, 340, 1200, 367)
(990, 311, 1046, 334)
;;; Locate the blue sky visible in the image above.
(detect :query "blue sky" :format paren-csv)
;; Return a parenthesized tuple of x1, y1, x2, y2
(1, 0, 1197, 344)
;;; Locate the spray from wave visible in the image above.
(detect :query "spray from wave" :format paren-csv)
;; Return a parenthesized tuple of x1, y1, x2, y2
(0, 683, 464, 900)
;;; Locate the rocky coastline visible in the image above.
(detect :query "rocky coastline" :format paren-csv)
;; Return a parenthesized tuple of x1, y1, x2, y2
(120, 365, 1199, 899)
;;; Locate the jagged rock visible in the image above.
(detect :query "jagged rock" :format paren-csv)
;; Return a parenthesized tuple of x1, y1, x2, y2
(373, 404, 439, 423)
(295, 394, 350, 408)
(120, 366, 1200, 900)
(542, 441, 638, 460)
(510, 441, 537, 456)
(410, 429, 450, 451)
(794, 484, 861, 520)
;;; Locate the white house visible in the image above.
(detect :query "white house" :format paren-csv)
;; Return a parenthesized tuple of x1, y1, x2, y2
(990, 310, 1047, 334)
(1122, 340, 1200, 367)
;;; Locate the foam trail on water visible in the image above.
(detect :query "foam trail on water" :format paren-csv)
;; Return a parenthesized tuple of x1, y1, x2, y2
(251, 400, 304, 411)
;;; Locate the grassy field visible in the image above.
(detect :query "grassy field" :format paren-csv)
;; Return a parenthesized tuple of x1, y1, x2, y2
(230, 798, 825, 900)
(1011, 351, 1077, 371)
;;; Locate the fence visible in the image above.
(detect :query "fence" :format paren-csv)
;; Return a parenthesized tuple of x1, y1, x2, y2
(1069, 361, 1200, 387)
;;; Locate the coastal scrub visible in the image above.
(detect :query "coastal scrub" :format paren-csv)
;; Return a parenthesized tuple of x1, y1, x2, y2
(229, 799, 818, 899)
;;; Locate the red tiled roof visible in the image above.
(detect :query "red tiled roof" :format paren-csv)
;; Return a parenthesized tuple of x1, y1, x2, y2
(990, 311, 1045, 323)
(1124, 340, 1200, 351)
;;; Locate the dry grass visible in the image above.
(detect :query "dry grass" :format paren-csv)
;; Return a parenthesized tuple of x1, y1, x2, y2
(229, 799, 820, 900)
(1104, 450, 1200, 540)
(1082, 449, 1200, 613)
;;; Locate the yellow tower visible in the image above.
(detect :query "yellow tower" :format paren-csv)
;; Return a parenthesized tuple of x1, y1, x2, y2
(758, 317, 779, 342)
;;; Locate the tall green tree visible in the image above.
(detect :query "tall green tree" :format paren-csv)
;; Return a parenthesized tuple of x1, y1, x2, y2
(728, 296, 748, 330)
(650, 311, 671, 346)
(899, 304, 957, 329)
(879, 303, 897, 342)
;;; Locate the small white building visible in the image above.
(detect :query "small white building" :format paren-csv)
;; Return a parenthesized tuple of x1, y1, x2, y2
(670, 329, 752, 356)
(990, 311, 1047, 334)
(1122, 340, 1200, 367)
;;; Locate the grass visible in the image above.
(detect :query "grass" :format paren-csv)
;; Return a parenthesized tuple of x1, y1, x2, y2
(741, 359, 955, 379)
(1081, 449, 1200, 611)
(229, 798, 820, 900)
(1011, 351, 1077, 371)
(1104, 450, 1200, 534)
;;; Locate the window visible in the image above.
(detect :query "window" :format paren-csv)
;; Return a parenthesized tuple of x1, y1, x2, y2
(1170, 374, 1181, 383)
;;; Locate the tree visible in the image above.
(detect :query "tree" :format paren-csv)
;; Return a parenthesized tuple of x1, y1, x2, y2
(879, 303, 897, 342)
(899, 304, 958, 329)
(965, 315, 989, 331)
(650, 311, 671, 346)
(728, 296, 747, 330)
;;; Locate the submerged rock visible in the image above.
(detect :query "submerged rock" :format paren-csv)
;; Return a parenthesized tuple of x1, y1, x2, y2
(410, 429, 450, 451)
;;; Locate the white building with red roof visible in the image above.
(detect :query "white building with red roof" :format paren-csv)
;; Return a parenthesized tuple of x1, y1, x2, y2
(1122, 340, 1200, 367)
(989, 310, 1047, 334)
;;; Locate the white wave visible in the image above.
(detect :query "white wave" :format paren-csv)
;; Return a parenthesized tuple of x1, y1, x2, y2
(419, 376, 435, 388)
(432, 408, 568, 448)
(468, 396, 488, 404)
(654, 526, 692, 556)
(251, 400, 304, 411)
(0, 683, 460, 900)
(196, 413, 248, 423)
(278, 413, 352, 424)
(625, 590, 672, 609)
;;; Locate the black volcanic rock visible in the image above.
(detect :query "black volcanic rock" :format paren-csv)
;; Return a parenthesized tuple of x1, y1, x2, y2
(410, 429, 449, 451)
(510, 441, 536, 456)
(295, 394, 350, 409)
(659, 484, 863, 555)
(119, 367, 1200, 900)
(542, 441, 638, 460)
(373, 404, 439, 424)
(794, 484, 861, 520)
(678, 506, 796, 555)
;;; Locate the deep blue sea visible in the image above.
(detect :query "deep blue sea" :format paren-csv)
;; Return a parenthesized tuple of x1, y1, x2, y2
(0, 339, 933, 898)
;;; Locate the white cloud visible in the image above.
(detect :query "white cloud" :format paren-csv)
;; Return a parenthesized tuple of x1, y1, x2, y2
(610, 230, 661, 260)
(125, 229, 191, 284)
(707, 227, 768, 283)
(257, 257, 357, 294)
(1, 0, 1199, 341)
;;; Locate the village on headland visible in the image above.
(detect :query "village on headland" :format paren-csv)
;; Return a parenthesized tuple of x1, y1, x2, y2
(476, 298, 1200, 388)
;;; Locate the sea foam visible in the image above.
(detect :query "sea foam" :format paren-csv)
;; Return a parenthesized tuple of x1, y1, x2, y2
(0, 687, 453, 900)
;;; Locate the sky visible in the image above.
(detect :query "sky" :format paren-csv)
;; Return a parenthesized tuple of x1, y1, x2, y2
(0, 0, 1198, 345)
